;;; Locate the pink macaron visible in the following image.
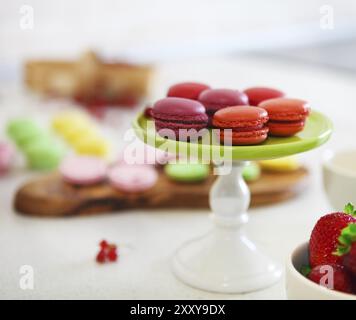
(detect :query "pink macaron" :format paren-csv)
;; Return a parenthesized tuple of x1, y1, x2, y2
(108, 164, 158, 192)
(152, 97, 208, 140)
(0, 142, 15, 175)
(198, 89, 249, 125)
(60, 156, 107, 186)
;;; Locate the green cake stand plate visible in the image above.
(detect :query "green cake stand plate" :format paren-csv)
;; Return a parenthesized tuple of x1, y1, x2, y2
(133, 110, 332, 294)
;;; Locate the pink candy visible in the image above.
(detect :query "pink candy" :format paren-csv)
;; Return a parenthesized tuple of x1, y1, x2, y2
(60, 156, 107, 186)
(0, 142, 15, 175)
(108, 164, 158, 192)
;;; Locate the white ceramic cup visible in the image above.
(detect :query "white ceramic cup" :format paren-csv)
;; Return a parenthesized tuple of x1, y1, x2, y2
(286, 242, 356, 300)
(323, 149, 356, 211)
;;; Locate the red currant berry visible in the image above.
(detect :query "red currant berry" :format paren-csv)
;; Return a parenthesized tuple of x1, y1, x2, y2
(108, 250, 118, 262)
(99, 240, 108, 249)
(96, 250, 106, 263)
(109, 244, 117, 251)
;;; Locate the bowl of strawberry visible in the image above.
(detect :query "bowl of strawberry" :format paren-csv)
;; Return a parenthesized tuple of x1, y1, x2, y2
(286, 203, 356, 300)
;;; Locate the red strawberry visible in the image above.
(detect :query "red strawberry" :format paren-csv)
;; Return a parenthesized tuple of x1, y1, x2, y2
(335, 223, 356, 276)
(307, 263, 353, 294)
(309, 203, 356, 268)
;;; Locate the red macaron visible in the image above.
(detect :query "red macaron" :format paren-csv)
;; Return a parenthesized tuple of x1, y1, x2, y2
(213, 106, 269, 145)
(243, 87, 285, 106)
(167, 82, 211, 100)
(152, 97, 208, 141)
(258, 98, 310, 137)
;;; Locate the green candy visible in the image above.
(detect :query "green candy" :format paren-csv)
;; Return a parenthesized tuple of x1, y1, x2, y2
(164, 163, 210, 182)
(7, 119, 45, 149)
(242, 162, 261, 182)
(24, 140, 65, 170)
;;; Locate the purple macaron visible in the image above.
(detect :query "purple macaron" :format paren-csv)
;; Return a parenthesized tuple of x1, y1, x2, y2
(198, 89, 249, 125)
(152, 97, 208, 141)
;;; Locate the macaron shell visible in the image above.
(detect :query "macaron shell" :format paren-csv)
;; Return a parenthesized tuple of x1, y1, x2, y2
(258, 98, 310, 121)
(7, 119, 45, 148)
(164, 163, 210, 182)
(52, 112, 90, 133)
(24, 141, 64, 170)
(220, 127, 268, 145)
(259, 156, 300, 172)
(60, 156, 107, 185)
(108, 164, 158, 192)
(213, 106, 268, 128)
(153, 97, 207, 117)
(167, 82, 211, 100)
(242, 162, 261, 181)
(243, 87, 285, 106)
(198, 89, 249, 113)
(62, 126, 98, 144)
(268, 120, 305, 136)
(73, 136, 109, 157)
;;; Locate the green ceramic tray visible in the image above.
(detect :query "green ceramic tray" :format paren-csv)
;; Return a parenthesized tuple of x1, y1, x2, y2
(132, 110, 332, 161)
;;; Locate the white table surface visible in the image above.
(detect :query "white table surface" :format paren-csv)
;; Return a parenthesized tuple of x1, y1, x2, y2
(0, 56, 355, 299)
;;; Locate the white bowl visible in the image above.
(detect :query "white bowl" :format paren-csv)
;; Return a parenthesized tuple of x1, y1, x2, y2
(286, 242, 356, 300)
(323, 149, 356, 211)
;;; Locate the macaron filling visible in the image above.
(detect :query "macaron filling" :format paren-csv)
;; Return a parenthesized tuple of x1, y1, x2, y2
(152, 112, 208, 123)
(267, 110, 309, 122)
(220, 127, 269, 138)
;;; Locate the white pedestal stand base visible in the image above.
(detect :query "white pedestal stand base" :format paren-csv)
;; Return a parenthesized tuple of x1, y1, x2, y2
(172, 161, 282, 293)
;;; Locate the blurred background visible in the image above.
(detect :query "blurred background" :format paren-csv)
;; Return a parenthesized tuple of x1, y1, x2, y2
(1, 0, 356, 80)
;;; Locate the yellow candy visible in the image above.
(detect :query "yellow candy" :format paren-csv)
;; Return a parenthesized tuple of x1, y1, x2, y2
(52, 112, 111, 158)
(74, 136, 109, 157)
(259, 156, 300, 172)
(52, 112, 90, 134)
(61, 125, 98, 143)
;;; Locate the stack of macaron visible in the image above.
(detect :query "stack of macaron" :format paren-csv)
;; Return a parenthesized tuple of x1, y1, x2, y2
(52, 111, 110, 158)
(148, 83, 311, 145)
(59, 155, 159, 193)
(59, 152, 211, 192)
(7, 118, 65, 170)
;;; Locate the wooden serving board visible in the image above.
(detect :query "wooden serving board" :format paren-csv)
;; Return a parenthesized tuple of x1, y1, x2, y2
(14, 168, 308, 217)
(14, 167, 308, 217)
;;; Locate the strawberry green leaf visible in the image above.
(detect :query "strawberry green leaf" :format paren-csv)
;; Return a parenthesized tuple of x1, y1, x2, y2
(300, 265, 311, 277)
(334, 223, 356, 256)
(344, 202, 356, 215)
